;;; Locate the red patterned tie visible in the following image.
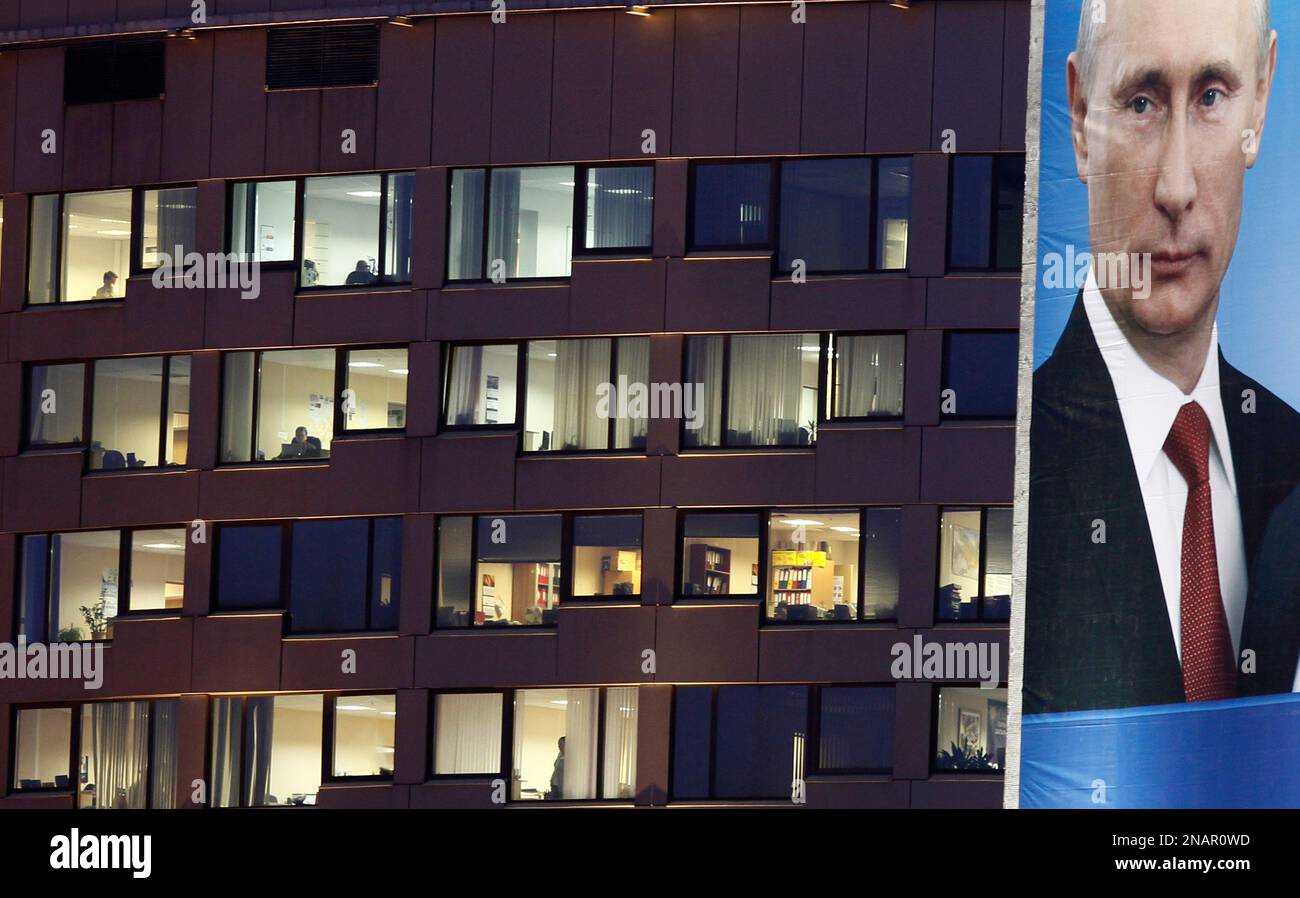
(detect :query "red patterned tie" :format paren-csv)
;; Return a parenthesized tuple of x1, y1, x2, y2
(1162, 401, 1237, 701)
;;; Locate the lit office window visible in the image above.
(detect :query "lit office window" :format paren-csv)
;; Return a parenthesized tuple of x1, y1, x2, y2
(244, 694, 324, 807)
(442, 344, 519, 426)
(229, 180, 297, 263)
(942, 332, 1018, 419)
(571, 514, 642, 599)
(680, 512, 760, 597)
(139, 186, 198, 270)
(937, 507, 1013, 622)
(949, 155, 1025, 271)
(11, 707, 72, 792)
(89, 355, 191, 470)
(61, 190, 132, 303)
(79, 701, 151, 809)
(331, 694, 396, 779)
(476, 515, 562, 626)
(673, 685, 808, 801)
(511, 688, 637, 801)
(447, 166, 576, 280)
(818, 687, 894, 773)
(524, 338, 611, 452)
(220, 348, 335, 463)
(766, 510, 860, 622)
(580, 165, 654, 251)
(435, 516, 474, 628)
(48, 531, 122, 642)
(26, 363, 86, 447)
(433, 693, 503, 775)
(343, 347, 408, 431)
(935, 687, 1008, 772)
(684, 333, 820, 447)
(692, 162, 771, 249)
(829, 334, 905, 419)
(128, 529, 186, 613)
(301, 172, 413, 288)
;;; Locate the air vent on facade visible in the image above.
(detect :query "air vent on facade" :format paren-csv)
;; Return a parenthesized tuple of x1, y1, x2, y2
(64, 39, 166, 105)
(266, 24, 380, 90)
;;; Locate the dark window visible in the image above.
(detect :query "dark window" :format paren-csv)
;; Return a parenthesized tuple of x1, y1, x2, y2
(691, 162, 772, 249)
(64, 39, 165, 105)
(779, 158, 872, 272)
(942, 331, 1018, 418)
(818, 687, 894, 772)
(266, 24, 380, 90)
(948, 154, 1025, 270)
(935, 687, 1007, 772)
(578, 165, 654, 251)
(215, 519, 401, 632)
(937, 507, 1012, 622)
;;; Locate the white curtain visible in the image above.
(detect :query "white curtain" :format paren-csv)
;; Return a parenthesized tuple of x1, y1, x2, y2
(728, 333, 804, 445)
(614, 338, 650, 449)
(150, 700, 179, 809)
(85, 701, 149, 809)
(836, 334, 905, 417)
(563, 688, 599, 800)
(601, 687, 639, 800)
(446, 346, 485, 425)
(684, 335, 724, 446)
(209, 697, 241, 808)
(552, 339, 611, 450)
(434, 693, 502, 774)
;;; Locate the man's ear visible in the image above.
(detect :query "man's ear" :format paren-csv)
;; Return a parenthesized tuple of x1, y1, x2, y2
(1246, 31, 1278, 170)
(1066, 52, 1090, 184)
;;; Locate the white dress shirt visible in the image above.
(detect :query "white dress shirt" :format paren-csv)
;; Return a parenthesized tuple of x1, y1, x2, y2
(1082, 273, 1250, 673)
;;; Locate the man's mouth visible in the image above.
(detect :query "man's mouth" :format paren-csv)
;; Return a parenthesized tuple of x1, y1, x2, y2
(1149, 248, 1202, 277)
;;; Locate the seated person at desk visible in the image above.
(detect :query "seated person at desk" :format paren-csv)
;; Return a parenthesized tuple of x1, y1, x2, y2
(344, 260, 376, 286)
(278, 426, 322, 459)
(95, 270, 118, 299)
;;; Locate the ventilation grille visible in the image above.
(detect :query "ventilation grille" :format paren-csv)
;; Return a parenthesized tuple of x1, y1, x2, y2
(266, 24, 380, 90)
(65, 39, 166, 105)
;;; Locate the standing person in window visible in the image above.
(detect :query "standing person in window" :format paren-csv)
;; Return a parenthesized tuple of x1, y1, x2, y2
(95, 271, 118, 299)
(345, 259, 376, 287)
(548, 736, 565, 800)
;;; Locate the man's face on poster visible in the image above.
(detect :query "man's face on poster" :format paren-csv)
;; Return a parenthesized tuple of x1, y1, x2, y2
(1068, 0, 1275, 337)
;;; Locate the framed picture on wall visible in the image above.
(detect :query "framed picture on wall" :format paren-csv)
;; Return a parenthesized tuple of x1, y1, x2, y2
(958, 709, 982, 753)
(951, 525, 980, 579)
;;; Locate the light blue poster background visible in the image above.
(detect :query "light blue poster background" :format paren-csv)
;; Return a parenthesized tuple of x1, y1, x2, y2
(1034, 0, 1300, 415)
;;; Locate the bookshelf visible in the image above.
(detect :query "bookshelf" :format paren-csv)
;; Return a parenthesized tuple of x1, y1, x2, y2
(687, 544, 731, 595)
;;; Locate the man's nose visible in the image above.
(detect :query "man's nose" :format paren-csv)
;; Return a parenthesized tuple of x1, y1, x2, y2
(1154, 116, 1198, 222)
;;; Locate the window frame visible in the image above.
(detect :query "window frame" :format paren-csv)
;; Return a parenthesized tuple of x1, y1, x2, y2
(323, 693, 398, 785)
(668, 683, 896, 803)
(15, 525, 188, 644)
(939, 330, 1019, 422)
(210, 516, 402, 634)
(264, 23, 381, 91)
(566, 511, 645, 602)
(929, 684, 1009, 775)
(678, 331, 828, 450)
(945, 153, 1026, 273)
(25, 190, 131, 307)
(425, 688, 511, 781)
(85, 354, 192, 472)
(572, 162, 656, 258)
(8, 699, 179, 804)
(224, 177, 300, 271)
(22, 360, 91, 452)
(674, 507, 902, 624)
(934, 505, 1013, 623)
(131, 183, 200, 277)
(823, 331, 907, 423)
(687, 158, 779, 253)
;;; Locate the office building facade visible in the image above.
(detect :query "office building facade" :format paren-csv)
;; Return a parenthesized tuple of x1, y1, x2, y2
(0, 0, 1026, 809)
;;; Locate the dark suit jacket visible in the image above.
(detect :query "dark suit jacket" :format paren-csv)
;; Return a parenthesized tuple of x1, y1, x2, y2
(1025, 292, 1300, 713)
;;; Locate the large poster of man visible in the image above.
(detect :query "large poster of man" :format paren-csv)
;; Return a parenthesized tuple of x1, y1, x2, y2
(1020, 0, 1300, 807)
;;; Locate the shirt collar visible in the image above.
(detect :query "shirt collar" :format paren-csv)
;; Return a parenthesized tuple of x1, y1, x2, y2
(1082, 269, 1237, 495)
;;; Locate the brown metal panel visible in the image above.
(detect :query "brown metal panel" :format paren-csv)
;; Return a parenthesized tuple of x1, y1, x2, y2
(175, 695, 208, 808)
(376, 19, 435, 169)
(0, 54, 17, 194)
(490, 13, 553, 165)
(420, 433, 516, 513)
(393, 688, 428, 784)
(182, 518, 212, 616)
(2, 453, 83, 534)
(903, 329, 941, 428)
(0, 364, 20, 457)
(651, 158, 686, 258)
(760, 627, 905, 683)
(116, 0, 168, 19)
(910, 778, 1004, 809)
(104, 617, 195, 696)
(610, 6, 674, 158)
(111, 100, 164, 187)
(264, 89, 322, 176)
(555, 604, 656, 683)
(203, 271, 295, 348)
(185, 349, 220, 472)
(654, 603, 759, 682)
(326, 437, 421, 516)
(412, 167, 444, 289)
(735, 4, 803, 156)
(906, 152, 949, 278)
(122, 279, 206, 355)
(430, 15, 494, 167)
(399, 514, 434, 637)
(808, 779, 911, 810)
(644, 334, 681, 458)
(813, 426, 920, 505)
(20, 0, 67, 28)
(633, 683, 670, 805)
(319, 86, 377, 173)
(926, 276, 1020, 329)
(920, 426, 1015, 503)
(770, 276, 924, 333)
(13, 49, 65, 194)
(865, 0, 935, 153)
(550, 10, 614, 162)
(414, 631, 557, 687)
(0, 193, 26, 313)
(568, 258, 665, 335)
(514, 456, 661, 511)
(410, 781, 500, 809)
(68, 0, 116, 27)
(898, 504, 937, 629)
(280, 635, 414, 691)
(0, 534, 13, 645)
(61, 104, 114, 191)
(663, 257, 770, 333)
(430, 284, 571, 341)
(210, 29, 267, 179)
(196, 465, 334, 521)
(931, 0, 1005, 151)
(316, 784, 410, 809)
(80, 470, 201, 528)
(7, 304, 126, 361)
(661, 452, 817, 508)
(670, 5, 739, 157)
(404, 341, 441, 439)
(800, 1, 869, 155)
(190, 613, 284, 693)
(639, 506, 675, 606)
(292, 289, 426, 346)
(161, 35, 215, 182)
(1002, 0, 1031, 150)
(892, 681, 933, 779)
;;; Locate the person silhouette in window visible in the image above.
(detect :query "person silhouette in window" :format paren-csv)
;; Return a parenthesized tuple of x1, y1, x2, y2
(345, 259, 376, 286)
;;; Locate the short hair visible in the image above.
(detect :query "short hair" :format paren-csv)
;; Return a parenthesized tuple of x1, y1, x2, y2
(103, 270, 117, 281)
(1076, 0, 1270, 90)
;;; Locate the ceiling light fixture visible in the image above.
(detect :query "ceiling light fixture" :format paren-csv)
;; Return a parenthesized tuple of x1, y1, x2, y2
(625, 4, 652, 17)
(388, 15, 415, 28)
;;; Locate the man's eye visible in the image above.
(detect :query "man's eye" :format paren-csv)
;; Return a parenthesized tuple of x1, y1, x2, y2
(1130, 96, 1153, 114)
(1200, 88, 1223, 107)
